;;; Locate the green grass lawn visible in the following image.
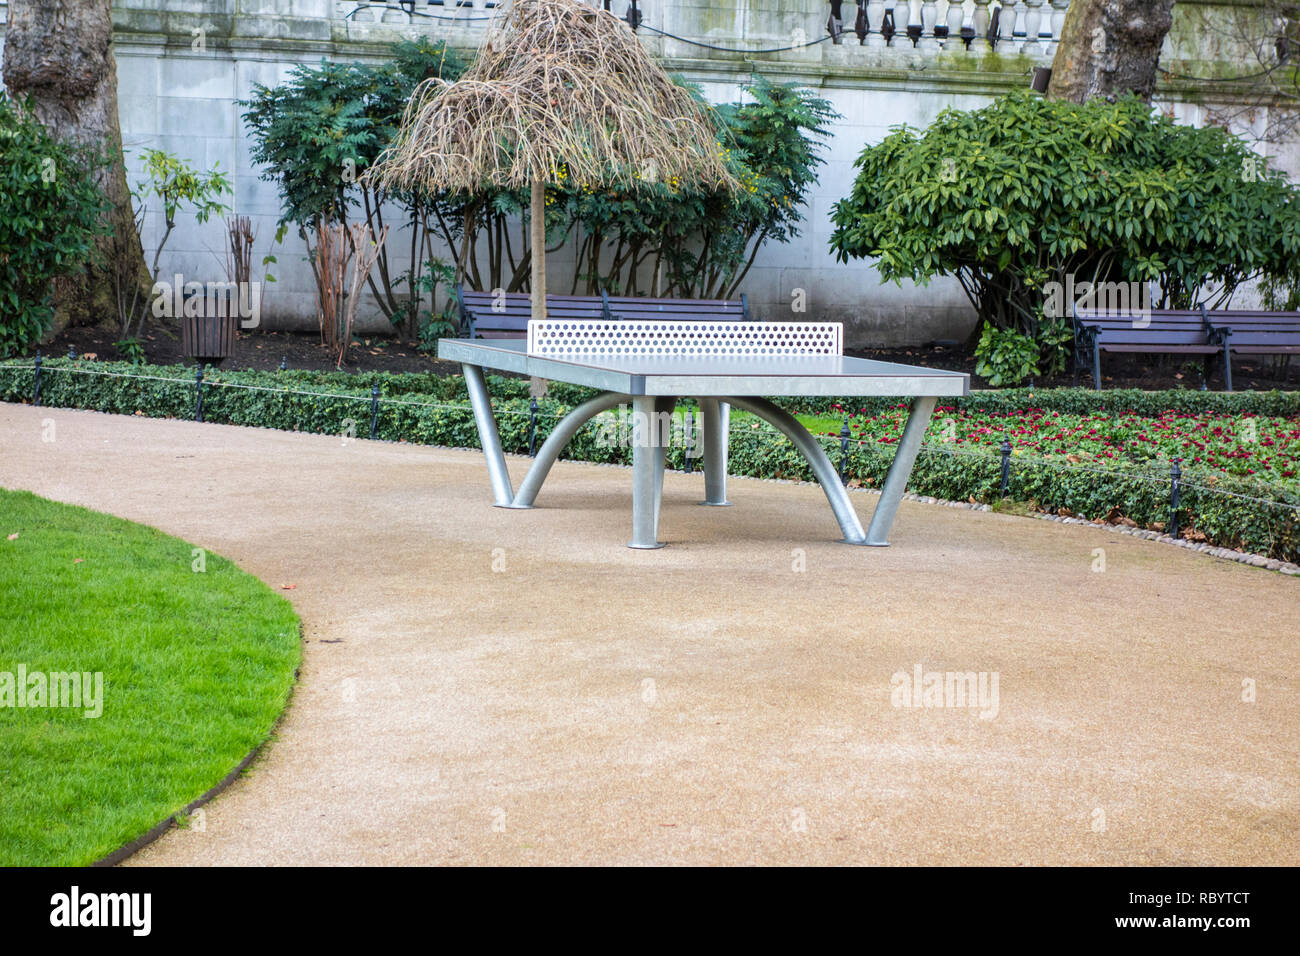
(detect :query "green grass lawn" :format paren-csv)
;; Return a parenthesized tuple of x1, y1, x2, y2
(0, 489, 300, 865)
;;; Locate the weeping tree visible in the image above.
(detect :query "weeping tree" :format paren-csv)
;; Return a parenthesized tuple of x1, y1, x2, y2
(368, 0, 738, 321)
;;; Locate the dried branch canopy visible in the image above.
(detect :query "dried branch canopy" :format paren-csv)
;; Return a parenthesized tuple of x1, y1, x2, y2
(368, 0, 738, 194)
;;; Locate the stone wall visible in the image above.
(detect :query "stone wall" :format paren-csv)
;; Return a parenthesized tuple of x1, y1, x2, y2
(1, 0, 1293, 346)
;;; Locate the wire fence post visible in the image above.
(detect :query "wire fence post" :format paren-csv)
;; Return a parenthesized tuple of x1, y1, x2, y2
(528, 397, 538, 456)
(999, 440, 1011, 498)
(32, 351, 42, 407)
(838, 419, 850, 485)
(370, 384, 380, 440)
(1169, 459, 1182, 539)
(194, 364, 204, 423)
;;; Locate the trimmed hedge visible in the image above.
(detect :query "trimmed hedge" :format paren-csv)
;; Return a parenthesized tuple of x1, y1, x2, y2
(2, 359, 1297, 563)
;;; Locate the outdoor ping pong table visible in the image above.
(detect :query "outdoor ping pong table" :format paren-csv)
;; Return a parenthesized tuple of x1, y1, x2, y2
(439, 320, 969, 549)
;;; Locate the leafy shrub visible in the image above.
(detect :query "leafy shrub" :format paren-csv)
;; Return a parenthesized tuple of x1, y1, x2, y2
(241, 38, 468, 333)
(113, 338, 146, 365)
(561, 77, 838, 299)
(0, 94, 109, 357)
(775, 388, 1300, 420)
(830, 90, 1300, 361)
(974, 326, 1040, 387)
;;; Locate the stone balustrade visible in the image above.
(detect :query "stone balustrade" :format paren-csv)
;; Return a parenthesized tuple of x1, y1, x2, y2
(332, 0, 1068, 62)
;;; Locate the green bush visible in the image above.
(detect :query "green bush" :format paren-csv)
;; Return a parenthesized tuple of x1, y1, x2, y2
(2, 361, 1296, 563)
(830, 90, 1300, 362)
(241, 38, 468, 333)
(974, 326, 1040, 387)
(0, 94, 110, 357)
(561, 77, 837, 299)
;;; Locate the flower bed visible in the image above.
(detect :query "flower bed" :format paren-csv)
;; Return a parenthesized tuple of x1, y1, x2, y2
(814, 405, 1300, 491)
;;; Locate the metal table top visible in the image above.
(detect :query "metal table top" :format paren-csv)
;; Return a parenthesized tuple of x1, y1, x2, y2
(439, 338, 970, 397)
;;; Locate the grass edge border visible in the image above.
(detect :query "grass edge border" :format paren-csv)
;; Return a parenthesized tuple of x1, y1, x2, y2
(93, 652, 302, 867)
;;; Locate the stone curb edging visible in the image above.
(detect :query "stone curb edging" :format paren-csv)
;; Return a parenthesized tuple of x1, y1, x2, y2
(890, 489, 1300, 577)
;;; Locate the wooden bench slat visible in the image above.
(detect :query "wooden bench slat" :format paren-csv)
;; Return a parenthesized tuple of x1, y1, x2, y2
(1094, 331, 1214, 344)
(1098, 343, 1221, 353)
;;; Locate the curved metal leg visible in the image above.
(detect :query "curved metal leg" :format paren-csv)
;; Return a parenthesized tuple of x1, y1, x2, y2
(722, 395, 867, 545)
(509, 390, 630, 508)
(865, 396, 936, 546)
(698, 397, 731, 505)
(462, 363, 514, 507)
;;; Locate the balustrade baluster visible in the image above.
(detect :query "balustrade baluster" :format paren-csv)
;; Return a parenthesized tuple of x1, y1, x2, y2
(999, 0, 1019, 53)
(1021, 0, 1043, 56)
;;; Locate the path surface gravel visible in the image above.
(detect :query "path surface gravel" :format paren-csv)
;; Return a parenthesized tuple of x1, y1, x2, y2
(2, 403, 1296, 865)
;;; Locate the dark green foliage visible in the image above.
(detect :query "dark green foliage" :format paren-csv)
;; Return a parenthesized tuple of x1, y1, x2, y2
(830, 91, 1300, 370)
(241, 39, 470, 336)
(0, 94, 110, 357)
(240, 39, 467, 230)
(561, 77, 837, 298)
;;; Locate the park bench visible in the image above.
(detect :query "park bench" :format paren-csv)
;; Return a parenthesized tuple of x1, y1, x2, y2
(1074, 305, 1300, 391)
(456, 285, 752, 338)
(1073, 307, 1221, 390)
(456, 287, 608, 338)
(1202, 310, 1300, 391)
(602, 292, 752, 323)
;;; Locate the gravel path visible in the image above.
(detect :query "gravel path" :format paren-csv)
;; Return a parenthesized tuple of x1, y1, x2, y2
(2, 403, 1296, 865)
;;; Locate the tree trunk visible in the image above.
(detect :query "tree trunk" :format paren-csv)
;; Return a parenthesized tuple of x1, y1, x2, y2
(530, 179, 547, 320)
(2, 0, 148, 331)
(1046, 0, 1176, 103)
